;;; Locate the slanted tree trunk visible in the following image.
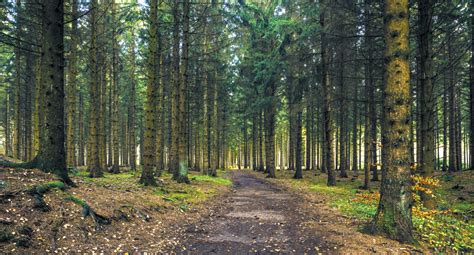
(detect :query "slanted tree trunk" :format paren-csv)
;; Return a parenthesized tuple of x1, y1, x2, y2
(371, 0, 414, 243)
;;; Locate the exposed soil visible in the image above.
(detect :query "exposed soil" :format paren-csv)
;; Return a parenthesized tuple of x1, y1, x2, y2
(166, 170, 418, 254)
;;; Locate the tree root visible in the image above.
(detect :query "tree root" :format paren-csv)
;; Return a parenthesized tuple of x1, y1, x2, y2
(65, 195, 110, 228)
(113, 205, 151, 222)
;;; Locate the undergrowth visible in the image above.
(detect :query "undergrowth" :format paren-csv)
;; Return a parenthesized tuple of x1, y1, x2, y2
(282, 171, 474, 252)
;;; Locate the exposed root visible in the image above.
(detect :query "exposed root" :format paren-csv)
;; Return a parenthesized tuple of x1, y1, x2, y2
(65, 195, 111, 228)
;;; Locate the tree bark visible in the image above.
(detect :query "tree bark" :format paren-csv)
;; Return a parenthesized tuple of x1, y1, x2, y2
(417, 0, 436, 209)
(320, 0, 336, 186)
(32, 0, 72, 184)
(174, 0, 190, 183)
(371, 0, 414, 243)
(87, 0, 103, 177)
(140, 0, 158, 186)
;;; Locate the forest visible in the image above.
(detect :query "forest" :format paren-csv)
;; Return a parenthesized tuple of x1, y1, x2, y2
(0, 0, 473, 253)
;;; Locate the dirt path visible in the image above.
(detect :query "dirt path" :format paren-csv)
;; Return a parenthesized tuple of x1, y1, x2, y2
(168, 171, 414, 254)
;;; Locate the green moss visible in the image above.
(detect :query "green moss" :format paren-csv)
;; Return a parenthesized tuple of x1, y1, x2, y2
(0, 229, 13, 242)
(332, 199, 377, 220)
(191, 175, 232, 186)
(65, 195, 89, 208)
(33, 181, 65, 194)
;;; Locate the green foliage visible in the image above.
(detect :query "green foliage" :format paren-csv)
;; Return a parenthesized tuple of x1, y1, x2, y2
(332, 198, 377, 221)
(286, 173, 473, 252)
(191, 175, 232, 186)
(413, 214, 473, 252)
(65, 195, 89, 208)
(32, 181, 65, 194)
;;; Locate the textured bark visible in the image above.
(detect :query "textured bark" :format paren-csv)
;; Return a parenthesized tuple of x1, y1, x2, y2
(140, 0, 158, 186)
(264, 81, 277, 178)
(352, 77, 358, 175)
(169, 0, 180, 176)
(338, 49, 348, 178)
(32, 0, 72, 184)
(174, 0, 190, 183)
(306, 96, 312, 171)
(447, 29, 458, 173)
(258, 111, 264, 171)
(243, 121, 248, 169)
(87, 0, 103, 178)
(129, 30, 137, 171)
(294, 75, 303, 179)
(98, 2, 107, 173)
(78, 91, 85, 166)
(294, 108, 303, 179)
(66, 0, 78, 167)
(471, 0, 474, 169)
(320, 0, 336, 186)
(371, 0, 414, 243)
(110, 0, 120, 174)
(363, 0, 374, 188)
(5, 92, 11, 157)
(417, 0, 435, 209)
(252, 114, 258, 170)
(14, 0, 23, 160)
(155, 28, 164, 174)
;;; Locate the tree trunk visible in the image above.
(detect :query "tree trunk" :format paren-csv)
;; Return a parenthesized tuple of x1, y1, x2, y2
(338, 49, 348, 178)
(417, 0, 435, 209)
(252, 114, 258, 170)
(320, 0, 336, 186)
(32, 0, 72, 184)
(371, 0, 414, 243)
(88, 0, 103, 178)
(129, 30, 137, 171)
(448, 29, 457, 173)
(258, 111, 264, 171)
(264, 81, 277, 178)
(155, 28, 164, 175)
(470, 0, 474, 169)
(174, 0, 190, 183)
(140, 0, 158, 186)
(352, 77, 358, 175)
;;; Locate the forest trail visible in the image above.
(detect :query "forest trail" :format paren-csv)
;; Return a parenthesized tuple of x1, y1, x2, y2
(168, 171, 413, 254)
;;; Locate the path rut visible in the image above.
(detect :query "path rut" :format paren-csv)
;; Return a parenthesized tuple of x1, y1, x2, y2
(172, 171, 336, 254)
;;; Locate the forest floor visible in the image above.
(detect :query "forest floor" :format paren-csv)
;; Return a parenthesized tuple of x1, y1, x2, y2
(164, 170, 417, 254)
(0, 159, 472, 254)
